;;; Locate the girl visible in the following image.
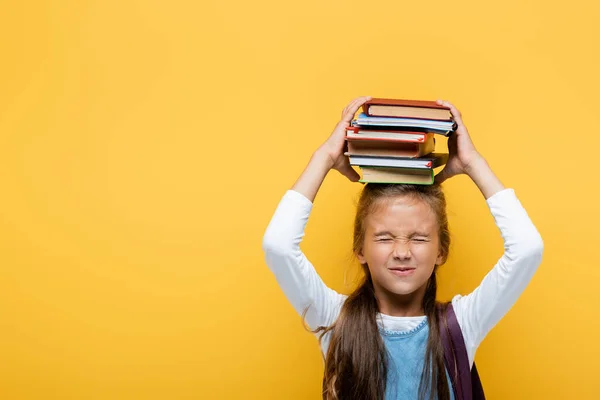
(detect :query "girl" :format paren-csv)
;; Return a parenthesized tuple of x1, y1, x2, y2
(262, 96, 543, 400)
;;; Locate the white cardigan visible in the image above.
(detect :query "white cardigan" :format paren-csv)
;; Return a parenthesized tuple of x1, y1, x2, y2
(262, 188, 544, 367)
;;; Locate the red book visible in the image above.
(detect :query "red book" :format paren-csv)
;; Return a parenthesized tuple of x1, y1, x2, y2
(346, 137, 435, 158)
(346, 126, 433, 143)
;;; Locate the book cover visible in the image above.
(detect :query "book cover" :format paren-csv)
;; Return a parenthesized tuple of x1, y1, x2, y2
(347, 152, 448, 169)
(354, 114, 456, 136)
(346, 127, 432, 142)
(359, 167, 435, 185)
(346, 136, 435, 158)
(362, 98, 452, 121)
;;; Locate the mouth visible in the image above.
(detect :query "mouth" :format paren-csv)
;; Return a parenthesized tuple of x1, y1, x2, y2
(388, 267, 416, 277)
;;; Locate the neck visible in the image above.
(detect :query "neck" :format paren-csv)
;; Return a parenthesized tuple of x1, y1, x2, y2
(374, 282, 428, 317)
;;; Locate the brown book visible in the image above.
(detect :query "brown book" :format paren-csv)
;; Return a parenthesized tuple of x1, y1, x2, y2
(346, 135, 435, 158)
(359, 167, 435, 185)
(363, 98, 452, 121)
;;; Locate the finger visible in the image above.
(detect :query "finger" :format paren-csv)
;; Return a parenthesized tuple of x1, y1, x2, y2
(341, 97, 364, 117)
(341, 96, 372, 123)
(437, 99, 464, 127)
(436, 99, 461, 117)
(341, 97, 368, 120)
(335, 96, 373, 137)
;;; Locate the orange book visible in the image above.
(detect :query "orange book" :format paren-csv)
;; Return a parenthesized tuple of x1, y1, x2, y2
(362, 98, 452, 121)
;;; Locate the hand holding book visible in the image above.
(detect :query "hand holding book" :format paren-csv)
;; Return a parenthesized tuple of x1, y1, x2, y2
(291, 96, 372, 202)
(316, 96, 372, 182)
(433, 100, 482, 185)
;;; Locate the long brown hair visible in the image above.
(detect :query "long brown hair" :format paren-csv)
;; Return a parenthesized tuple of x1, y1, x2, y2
(307, 183, 451, 400)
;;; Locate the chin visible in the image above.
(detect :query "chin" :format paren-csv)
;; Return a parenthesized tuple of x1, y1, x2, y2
(384, 276, 431, 295)
(385, 282, 422, 296)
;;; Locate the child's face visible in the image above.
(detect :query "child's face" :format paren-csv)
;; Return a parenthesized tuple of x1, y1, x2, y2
(357, 195, 443, 303)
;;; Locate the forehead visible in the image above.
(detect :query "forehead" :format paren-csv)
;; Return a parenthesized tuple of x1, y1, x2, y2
(364, 196, 438, 234)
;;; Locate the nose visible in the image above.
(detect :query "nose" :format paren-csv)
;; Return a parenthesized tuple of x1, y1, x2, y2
(392, 239, 411, 260)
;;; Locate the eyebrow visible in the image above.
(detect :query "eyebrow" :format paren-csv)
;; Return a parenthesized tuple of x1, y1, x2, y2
(373, 231, 394, 237)
(411, 232, 431, 237)
(373, 231, 431, 237)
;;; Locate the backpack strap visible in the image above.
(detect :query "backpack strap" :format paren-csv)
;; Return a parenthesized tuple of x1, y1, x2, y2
(438, 303, 486, 400)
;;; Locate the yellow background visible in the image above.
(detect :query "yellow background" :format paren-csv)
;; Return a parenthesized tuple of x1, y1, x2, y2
(1, 1, 599, 399)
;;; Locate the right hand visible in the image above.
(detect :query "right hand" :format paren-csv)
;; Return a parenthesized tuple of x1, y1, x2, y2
(317, 96, 372, 182)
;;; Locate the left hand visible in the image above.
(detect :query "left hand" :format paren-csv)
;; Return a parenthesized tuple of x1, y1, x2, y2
(434, 99, 483, 184)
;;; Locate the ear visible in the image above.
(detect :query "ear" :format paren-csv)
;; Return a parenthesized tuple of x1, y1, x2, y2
(436, 250, 445, 266)
(356, 249, 367, 265)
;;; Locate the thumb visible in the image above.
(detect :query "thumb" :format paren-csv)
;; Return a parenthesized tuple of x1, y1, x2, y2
(338, 163, 361, 182)
(434, 167, 449, 185)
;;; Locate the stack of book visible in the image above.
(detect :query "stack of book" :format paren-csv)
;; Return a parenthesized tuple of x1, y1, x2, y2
(345, 98, 456, 185)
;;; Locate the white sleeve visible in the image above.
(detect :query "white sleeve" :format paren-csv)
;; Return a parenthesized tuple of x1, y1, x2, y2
(262, 190, 345, 331)
(452, 188, 544, 367)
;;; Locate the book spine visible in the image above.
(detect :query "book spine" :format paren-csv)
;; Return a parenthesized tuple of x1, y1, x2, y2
(345, 136, 426, 143)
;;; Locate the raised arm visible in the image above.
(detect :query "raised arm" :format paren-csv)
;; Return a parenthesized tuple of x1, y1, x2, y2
(434, 99, 505, 200)
(436, 100, 544, 365)
(262, 97, 371, 330)
(292, 96, 371, 201)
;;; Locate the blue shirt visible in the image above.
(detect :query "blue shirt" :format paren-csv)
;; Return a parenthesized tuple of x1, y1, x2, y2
(381, 318, 455, 400)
